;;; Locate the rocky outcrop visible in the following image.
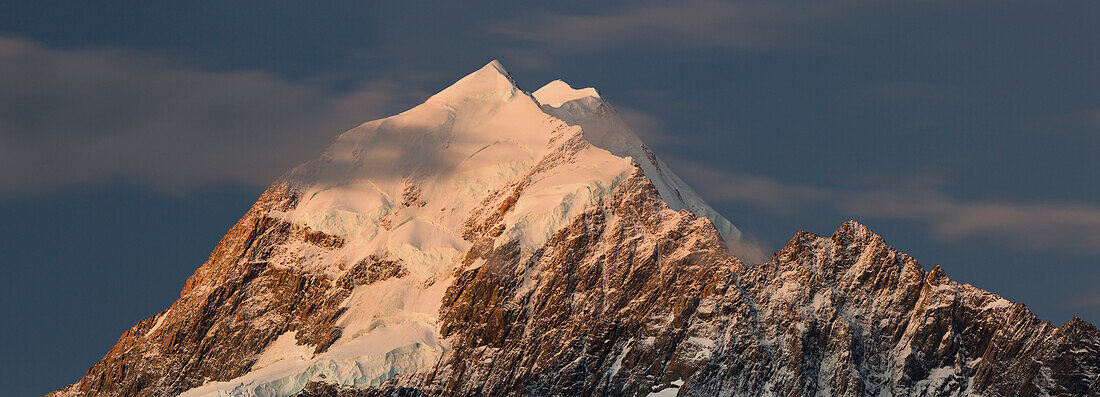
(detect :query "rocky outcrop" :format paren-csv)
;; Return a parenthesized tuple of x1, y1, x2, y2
(685, 222, 1100, 396)
(422, 168, 743, 396)
(51, 184, 411, 396)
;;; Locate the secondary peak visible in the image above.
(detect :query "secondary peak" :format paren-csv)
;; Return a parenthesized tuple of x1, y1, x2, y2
(533, 79, 601, 107)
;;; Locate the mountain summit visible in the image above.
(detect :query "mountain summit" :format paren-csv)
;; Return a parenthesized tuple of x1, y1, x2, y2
(54, 62, 1098, 397)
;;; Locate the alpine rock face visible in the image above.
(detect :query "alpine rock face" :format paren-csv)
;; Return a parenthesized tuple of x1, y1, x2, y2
(54, 62, 1098, 397)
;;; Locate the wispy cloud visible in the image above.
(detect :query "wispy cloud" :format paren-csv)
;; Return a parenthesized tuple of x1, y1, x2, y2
(848, 190, 1100, 252)
(851, 81, 993, 129)
(1069, 291, 1100, 310)
(494, 0, 982, 64)
(674, 159, 1100, 254)
(1024, 108, 1100, 138)
(859, 82, 982, 105)
(497, 0, 847, 55)
(675, 164, 835, 214)
(0, 37, 424, 197)
(613, 105, 678, 146)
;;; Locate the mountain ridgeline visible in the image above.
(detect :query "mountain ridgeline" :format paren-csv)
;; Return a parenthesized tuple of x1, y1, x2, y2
(54, 62, 1099, 396)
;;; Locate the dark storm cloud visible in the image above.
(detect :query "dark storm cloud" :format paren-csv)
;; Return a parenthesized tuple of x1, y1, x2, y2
(0, 36, 425, 196)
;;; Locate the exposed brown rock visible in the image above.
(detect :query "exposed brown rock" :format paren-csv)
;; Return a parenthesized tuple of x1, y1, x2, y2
(54, 170, 1100, 397)
(51, 184, 410, 397)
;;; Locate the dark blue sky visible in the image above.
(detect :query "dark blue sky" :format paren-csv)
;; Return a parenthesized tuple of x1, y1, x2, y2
(2, 1, 1098, 395)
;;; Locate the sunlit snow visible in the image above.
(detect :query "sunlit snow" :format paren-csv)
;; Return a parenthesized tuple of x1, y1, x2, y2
(181, 60, 759, 396)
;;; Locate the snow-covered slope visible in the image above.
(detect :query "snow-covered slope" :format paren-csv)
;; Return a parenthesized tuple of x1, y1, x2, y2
(275, 61, 758, 267)
(532, 79, 763, 263)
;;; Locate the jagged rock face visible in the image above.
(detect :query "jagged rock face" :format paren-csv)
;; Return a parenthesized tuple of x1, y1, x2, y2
(54, 184, 415, 396)
(424, 169, 744, 396)
(367, 216, 1100, 396)
(55, 62, 1099, 397)
(686, 223, 1100, 396)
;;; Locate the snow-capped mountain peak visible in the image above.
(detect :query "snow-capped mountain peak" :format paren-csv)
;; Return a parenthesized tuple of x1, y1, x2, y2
(532, 79, 601, 107)
(122, 61, 761, 395)
(58, 62, 1098, 397)
(427, 60, 523, 106)
(278, 61, 760, 271)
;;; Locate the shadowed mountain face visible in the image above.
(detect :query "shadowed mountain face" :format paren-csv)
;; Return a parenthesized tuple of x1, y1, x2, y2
(54, 63, 1099, 397)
